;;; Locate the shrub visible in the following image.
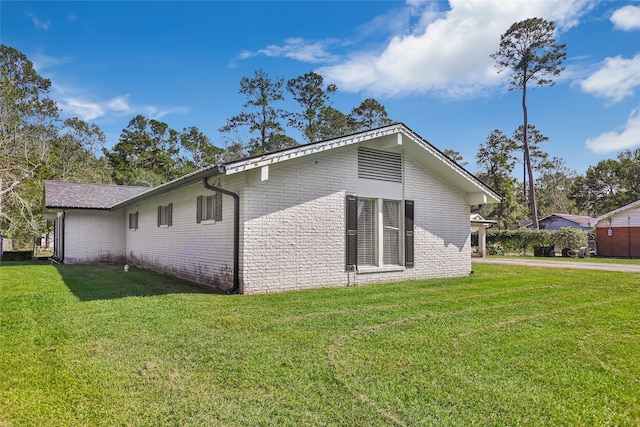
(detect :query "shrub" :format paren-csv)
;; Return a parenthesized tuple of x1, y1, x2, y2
(486, 227, 588, 254)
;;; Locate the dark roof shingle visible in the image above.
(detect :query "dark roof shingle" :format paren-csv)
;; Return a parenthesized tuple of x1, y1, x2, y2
(44, 180, 150, 209)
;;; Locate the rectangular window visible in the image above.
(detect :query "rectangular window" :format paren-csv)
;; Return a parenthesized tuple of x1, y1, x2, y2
(157, 203, 173, 227)
(348, 197, 409, 269)
(129, 212, 138, 230)
(197, 193, 222, 223)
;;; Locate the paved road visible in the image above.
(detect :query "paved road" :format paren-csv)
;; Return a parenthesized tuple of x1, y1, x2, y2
(472, 257, 640, 273)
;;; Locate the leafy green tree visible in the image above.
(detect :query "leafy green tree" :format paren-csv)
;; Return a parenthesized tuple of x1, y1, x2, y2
(535, 156, 576, 217)
(0, 44, 59, 240)
(104, 115, 180, 186)
(442, 149, 468, 167)
(286, 71, 337, 143)
(512, 124, 550, 200)
(615, 148, 640, 204)
(316, 107, 357, 141)
(220, 68, 292, 155)
(475, 129, 524, 228)
(570, 149, 640, 216)
(53, 117, 112, 183)
(349, 98, 394, 131)
(491, 18, 566, 229)
(178, 126, 222, 173)
(570, 159, 623, 216)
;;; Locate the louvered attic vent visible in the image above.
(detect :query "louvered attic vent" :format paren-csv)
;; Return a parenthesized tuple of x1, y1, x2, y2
(357, 148, 402, 183)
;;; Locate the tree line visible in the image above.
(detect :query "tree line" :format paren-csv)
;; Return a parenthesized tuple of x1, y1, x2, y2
(0, 44, 393, 244)
(1, 15, 637, 246)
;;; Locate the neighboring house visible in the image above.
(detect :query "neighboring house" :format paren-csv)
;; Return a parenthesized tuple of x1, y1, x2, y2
(593, 200, 640, 257)
(43, 123, 500, 294)
(524, 213, 595, 231)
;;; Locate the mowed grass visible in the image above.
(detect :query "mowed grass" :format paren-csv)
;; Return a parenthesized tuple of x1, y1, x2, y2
(1, 262, 639, 426)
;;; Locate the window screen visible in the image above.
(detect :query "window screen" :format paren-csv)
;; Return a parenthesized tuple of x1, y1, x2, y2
(383, 200, 400, 264)
(357, 198, 376, 266)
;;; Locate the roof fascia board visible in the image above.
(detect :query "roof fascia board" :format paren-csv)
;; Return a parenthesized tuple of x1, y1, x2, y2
(221, 124, 404, 176)
(400, 126, 501, 203)
(110, 166, 222, 210)
(594, 199, 640, 224)
(109, 122, 501, 209)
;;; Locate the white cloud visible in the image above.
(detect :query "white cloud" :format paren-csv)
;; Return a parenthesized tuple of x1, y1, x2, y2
(53, 84, 187, 122)
(611, 5, 640, 31)
(585, 108, 640, 154)
(318, 0, 594, 98)
(143, 106, 189, 120)
(237, 38, 337, 65)
(580, 54, 640, 103)
(59, 97, 104, 121)
(26, 12, 51, 30)
(107, 95, 131, 112)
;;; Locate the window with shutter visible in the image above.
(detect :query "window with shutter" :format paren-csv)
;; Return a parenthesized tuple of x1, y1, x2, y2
(346, 196, 412, 270)
(197, 193, 222, 223)
(157, 204, 172, 227)
(129, 212, 138, 230)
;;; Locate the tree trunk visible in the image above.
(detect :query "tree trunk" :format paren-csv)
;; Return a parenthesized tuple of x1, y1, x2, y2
(522, 82, 539, 229)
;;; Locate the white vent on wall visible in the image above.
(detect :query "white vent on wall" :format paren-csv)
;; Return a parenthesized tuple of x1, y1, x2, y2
(358, 148, 402, 183)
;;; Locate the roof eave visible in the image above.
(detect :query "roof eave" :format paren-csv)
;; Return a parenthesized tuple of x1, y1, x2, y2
(110, 165, 222, 209)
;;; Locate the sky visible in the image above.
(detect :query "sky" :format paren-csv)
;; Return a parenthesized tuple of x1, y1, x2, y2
(2, 0, 640, 175)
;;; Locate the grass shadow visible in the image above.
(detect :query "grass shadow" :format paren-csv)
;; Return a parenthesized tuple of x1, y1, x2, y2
(53, 263, 224, 301)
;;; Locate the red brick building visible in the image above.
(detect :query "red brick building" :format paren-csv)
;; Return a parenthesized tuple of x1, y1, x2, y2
(594, 200, 640, 257)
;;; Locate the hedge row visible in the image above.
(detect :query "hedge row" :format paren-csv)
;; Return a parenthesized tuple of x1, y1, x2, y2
(478, 227, 589, 254)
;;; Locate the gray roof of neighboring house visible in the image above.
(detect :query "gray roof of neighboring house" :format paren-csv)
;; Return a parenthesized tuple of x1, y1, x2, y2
(44, 180, 150, 209)
(522, 213, 595, 228)
(542, 213, 595, 227)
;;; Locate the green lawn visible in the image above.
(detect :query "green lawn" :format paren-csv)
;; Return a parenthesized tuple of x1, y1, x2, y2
(1, 262, 639, 426)
(498, 254, 640, 264)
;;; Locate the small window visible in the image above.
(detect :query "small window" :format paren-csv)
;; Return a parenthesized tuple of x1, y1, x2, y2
(129, 212, 139, 230)
(197, 193, 222, 223)
(157, 203, 173, 227)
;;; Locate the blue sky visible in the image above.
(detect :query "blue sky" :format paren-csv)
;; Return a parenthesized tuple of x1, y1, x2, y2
(3, 0, 640, 175)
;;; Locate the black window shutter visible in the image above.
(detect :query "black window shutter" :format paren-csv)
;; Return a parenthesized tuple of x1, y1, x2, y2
(196, 196, 203, 223)
(405, 200, 414, 268)
(346, 195, 358, 270)
(214, 192, 223, 221)
(167, 203, 173, 227)
(157, 206, 161, 227)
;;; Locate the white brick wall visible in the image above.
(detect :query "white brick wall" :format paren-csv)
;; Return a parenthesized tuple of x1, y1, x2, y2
(125, 180, 236, 290)
(63, 140, 473, 294)
(240, 145, 471, 293)
(64, 209, 127, 264)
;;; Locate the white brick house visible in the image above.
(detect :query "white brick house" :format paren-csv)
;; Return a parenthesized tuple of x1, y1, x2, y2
(44, 124, 500, 294)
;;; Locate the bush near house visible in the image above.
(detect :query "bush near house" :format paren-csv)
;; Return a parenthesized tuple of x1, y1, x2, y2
(485, 227, 588, 255)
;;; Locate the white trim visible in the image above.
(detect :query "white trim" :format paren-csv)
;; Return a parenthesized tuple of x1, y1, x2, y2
(594, 199, 640, 225)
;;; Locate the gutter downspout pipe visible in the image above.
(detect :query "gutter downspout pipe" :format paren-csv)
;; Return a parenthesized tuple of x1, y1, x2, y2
(203, 177, 240, 294)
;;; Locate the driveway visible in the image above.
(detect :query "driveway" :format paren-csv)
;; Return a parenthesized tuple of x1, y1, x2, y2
(472, 257, 640, 273)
